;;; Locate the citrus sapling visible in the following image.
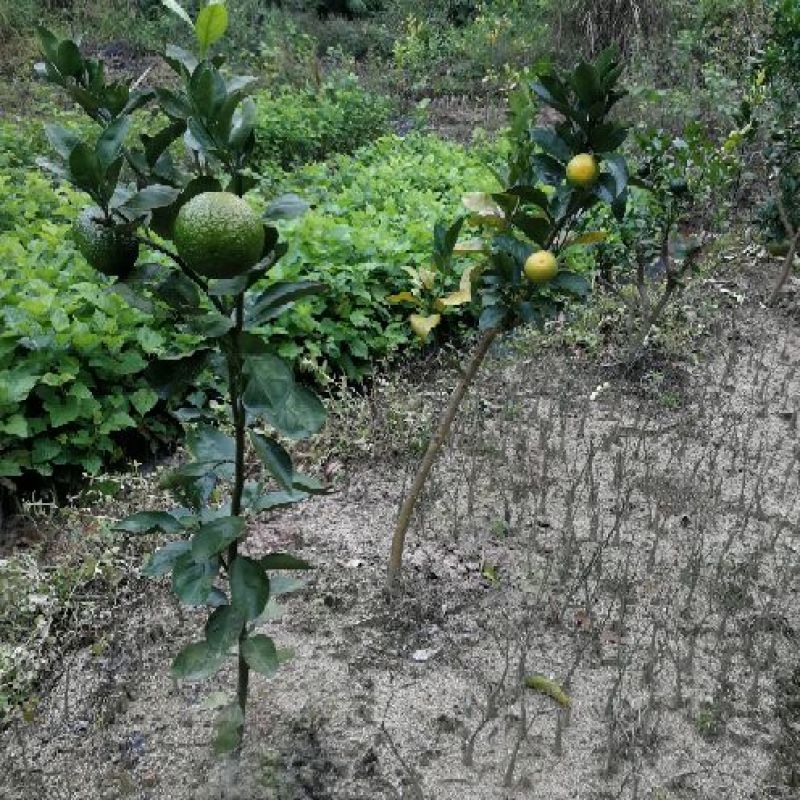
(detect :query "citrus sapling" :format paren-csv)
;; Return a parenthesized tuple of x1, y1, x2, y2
(36, 2, 327, 754)
(387, 49, 631, 586)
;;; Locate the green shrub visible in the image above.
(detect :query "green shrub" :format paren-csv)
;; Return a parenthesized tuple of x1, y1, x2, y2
(757, 0, 800, 244)
(253, 76, 392, 170)
(254, 133, 499, 380)
(0, 120, 194, 491)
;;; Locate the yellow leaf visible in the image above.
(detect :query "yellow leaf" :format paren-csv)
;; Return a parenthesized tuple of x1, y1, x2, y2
(409, 313, 441, 340)
(462, 192, 505, 220)
(524, 674, 571, 707)
(459, 264, 475, 293)
(565, 231, 608, 248)
(387, 291, 419, 305)
(418, 267, 437, 290)
(437, 265, 476, 307)
(453, 238, 485, 254)
(438, 289, 470, 307)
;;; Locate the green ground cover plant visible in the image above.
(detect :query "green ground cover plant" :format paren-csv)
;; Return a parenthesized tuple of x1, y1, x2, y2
(258, 133, 499, 379)
(0, 119, 191, 494)
(252, 76, 392, 171)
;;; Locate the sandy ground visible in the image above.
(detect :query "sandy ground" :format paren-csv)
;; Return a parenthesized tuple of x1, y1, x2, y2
(1, 263, 799, 800)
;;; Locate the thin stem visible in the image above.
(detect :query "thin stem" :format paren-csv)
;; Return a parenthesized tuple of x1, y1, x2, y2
(225, 294, 249, 741)
(387, 327, 499, 589)
(134, 234, 226, 313)
(768, 195, 799, 305)
(230, 297, 246, 517)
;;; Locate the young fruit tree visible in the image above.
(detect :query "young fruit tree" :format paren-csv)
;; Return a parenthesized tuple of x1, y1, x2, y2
(387, 50, 630, 586)
(35, 1, 327, 752)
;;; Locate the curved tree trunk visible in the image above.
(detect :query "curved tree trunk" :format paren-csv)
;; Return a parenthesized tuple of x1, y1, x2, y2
(387, 328, 499, 589)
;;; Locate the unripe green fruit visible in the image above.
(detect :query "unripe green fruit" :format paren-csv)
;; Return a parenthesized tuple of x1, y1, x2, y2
(173, 192, 265, 279)
(72, 207, 139, 278)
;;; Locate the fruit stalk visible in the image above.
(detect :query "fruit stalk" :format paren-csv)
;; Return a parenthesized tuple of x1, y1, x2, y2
(387, 327, 499, 589)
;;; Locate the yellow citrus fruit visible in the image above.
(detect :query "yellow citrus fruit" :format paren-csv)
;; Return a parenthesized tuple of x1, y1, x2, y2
(566, 153, 600, 188)
(173, 192, 265, 279)
(524, 251, 558, 284)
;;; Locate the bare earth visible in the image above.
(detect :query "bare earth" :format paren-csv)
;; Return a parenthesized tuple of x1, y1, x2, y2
(2, 260, 799, 799)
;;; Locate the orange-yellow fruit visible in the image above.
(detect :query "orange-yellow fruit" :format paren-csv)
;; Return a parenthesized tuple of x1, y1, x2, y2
(566, 153, 600, 188)
(524, 251, 558, 284)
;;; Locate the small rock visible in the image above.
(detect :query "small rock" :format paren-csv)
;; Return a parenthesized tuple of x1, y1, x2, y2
(411, 648, 438, 663)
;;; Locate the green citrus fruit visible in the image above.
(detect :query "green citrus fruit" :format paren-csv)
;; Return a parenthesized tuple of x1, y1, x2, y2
(72, 207, 139, 278)
(566, 153, 600, 188)
(524, 250, 558, 283)
(173, 192, 265, 279)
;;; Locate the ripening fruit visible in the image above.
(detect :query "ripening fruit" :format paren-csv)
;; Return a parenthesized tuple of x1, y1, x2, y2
(524, 250, 558, 284)
(566, 153, 600, 188)
(173, 192, 265, 279)
(72, 207, 139, 278)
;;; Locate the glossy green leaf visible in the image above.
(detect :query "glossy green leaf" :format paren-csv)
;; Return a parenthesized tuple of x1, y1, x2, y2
(45, 124, 81, 160)
(250, 489, 308, 513)
(531, 128, 571, 162)
(172, 553, 219, 605)
(56, 39, 83, 77)
(143, 540, 191, 577)
(241, 634, 280, 677)
(250, 432, 293, 490)
(118, 184, 181, 217)
(68, 143, 104, 194)
(243, 355, 326, 440)
(189, 61, 227, 119)
(114, 510, 183, 534)
(260, 553, 313, 570)
(205, 605, 246, 653)
(230, 556, 269, 620)
(171, 640, 226, 681)
(96, 116, 131, 169)
(552, 271, 590, 298)
(246, 280, 323, 326)
(195, 1, 229, 58)
(191, 516, 246, 560)
(36, 26, 60, 66)
(571, 62, 603, 107)
(187, 424, 235, 464)
(292, 471, 327, 494)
